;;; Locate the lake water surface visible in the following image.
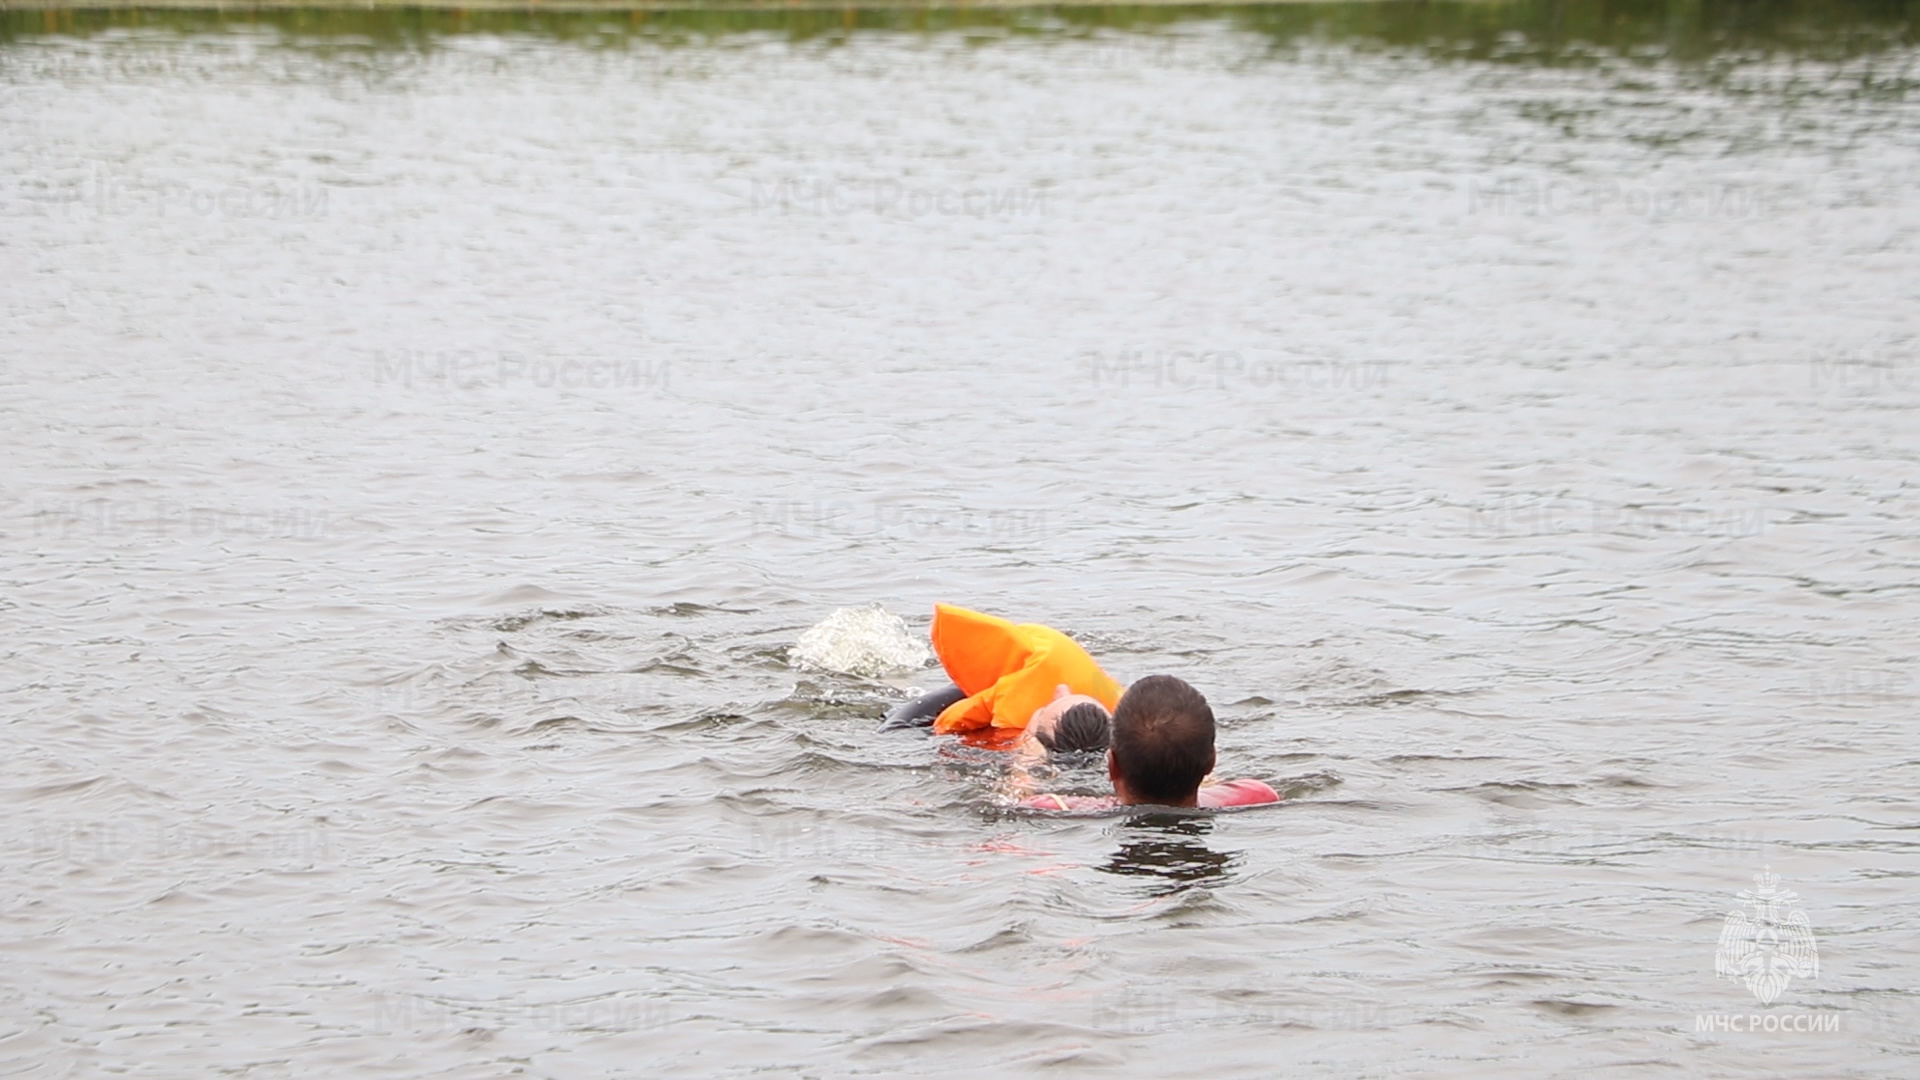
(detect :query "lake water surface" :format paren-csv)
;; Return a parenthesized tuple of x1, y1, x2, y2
(4, 2, 1919, 1076)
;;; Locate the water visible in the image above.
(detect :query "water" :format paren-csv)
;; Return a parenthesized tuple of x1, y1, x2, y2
(3, 2, 1918, 1074)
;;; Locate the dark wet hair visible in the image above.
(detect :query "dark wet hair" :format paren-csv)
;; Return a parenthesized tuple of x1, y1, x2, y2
(1110, 676, 1215, 803)
(1035, 702, 1111, 754)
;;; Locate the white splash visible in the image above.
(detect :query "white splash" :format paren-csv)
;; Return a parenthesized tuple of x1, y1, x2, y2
(790, 603, 931, 678)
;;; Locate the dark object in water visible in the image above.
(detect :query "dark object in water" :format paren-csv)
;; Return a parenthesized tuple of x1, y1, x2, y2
(879, 683, 965, 731)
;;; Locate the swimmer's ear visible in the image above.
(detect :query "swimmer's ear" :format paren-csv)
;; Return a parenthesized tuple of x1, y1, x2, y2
(1053, 684, 1071, 701)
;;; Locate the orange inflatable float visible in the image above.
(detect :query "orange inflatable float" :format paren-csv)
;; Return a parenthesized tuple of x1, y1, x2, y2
(928, 604, 1123, 736)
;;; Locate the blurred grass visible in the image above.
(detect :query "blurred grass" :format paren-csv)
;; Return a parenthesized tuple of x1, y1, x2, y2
(2, 0, 1916, 65)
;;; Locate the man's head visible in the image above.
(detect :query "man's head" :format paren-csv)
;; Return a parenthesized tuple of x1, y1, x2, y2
(1033, 701, 1112, 754)
(1107, 675, 1216, 806)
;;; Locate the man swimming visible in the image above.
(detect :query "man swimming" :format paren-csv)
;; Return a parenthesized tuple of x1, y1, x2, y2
(1021, 676, 1279, 811)
(875, 607, 1276, 807)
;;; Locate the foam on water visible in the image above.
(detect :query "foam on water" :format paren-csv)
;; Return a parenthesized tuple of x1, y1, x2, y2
(789, 603, 933, 679)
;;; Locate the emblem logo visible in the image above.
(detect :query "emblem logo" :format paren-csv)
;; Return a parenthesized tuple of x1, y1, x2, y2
(1714, 867, 1818, 1004)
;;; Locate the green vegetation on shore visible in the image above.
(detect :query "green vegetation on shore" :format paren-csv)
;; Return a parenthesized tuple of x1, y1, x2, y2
(4, 0, 1916, 65)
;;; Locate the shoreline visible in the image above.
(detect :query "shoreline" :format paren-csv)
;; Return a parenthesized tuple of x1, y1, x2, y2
(5, 0, 1439, 13)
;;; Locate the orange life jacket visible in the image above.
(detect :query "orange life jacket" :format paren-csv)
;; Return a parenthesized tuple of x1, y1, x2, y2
(929, 604, 1122, 735)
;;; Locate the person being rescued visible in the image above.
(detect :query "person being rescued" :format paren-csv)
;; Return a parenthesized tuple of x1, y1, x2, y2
(879, 604, 1277, 809)
(879, 603, 1123, 750)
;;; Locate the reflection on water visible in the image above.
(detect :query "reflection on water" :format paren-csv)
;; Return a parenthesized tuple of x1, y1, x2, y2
(1101, 813, 1238, 893)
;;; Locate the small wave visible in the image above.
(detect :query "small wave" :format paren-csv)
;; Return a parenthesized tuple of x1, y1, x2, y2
(789, 603, 931, 678)
(1275, 771, 1344, 800)
(491, 608, 603, 633)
